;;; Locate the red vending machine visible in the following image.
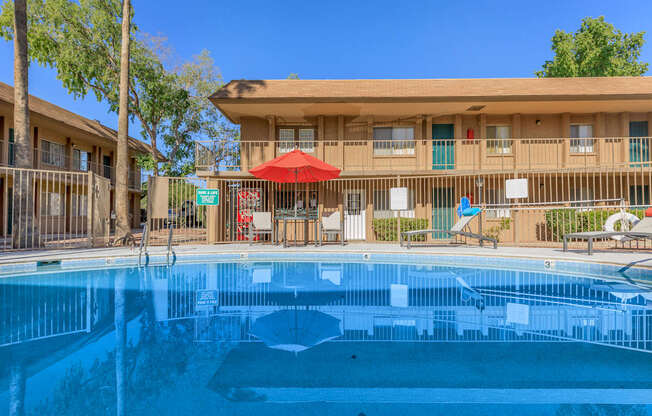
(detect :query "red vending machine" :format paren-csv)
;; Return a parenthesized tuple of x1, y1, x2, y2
(236, 188, 261, 240)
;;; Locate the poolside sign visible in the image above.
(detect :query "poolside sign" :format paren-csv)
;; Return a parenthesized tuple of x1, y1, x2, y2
(196, 289, 219, 308)
(196, 189, 219, 206)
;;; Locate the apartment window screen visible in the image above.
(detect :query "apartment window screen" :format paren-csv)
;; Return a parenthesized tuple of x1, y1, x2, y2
(278, 129, 294, 154)
(570, 125, 594, 153)
(486, 126, 512, 154)
(373, 189, 415, 218)
(373, 127, 415, 156)
(73, 149, 90, 171)
(41, 139, 65, 167)
(277, 127, 315, 154)
(298, 129, 315, 153)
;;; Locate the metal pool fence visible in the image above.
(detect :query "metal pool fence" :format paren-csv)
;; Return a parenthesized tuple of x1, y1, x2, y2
(199, 169, 652, 250)
(0, 167, 111, 251)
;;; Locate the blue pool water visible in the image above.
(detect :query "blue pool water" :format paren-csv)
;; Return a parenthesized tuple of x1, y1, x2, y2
(1, 259, 651, 415)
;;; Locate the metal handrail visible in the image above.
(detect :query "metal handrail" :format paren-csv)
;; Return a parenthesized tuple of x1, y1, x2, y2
(166, 223, 174, 266)
(138, 223, 148, 267)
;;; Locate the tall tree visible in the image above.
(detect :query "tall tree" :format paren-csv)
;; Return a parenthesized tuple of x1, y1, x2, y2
(12, 0, 37, 249)
(115, 0, 130, 241)
(537, 16, 648, 77)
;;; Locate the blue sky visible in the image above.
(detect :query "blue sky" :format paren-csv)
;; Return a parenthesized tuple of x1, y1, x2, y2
(0, 0, 651, 142)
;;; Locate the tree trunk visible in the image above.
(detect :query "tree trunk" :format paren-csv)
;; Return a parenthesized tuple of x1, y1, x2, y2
(115, 0, 131, 242)
(114, 271, 127, 416)
(12, 0, 37, 249)
(9, 363, 25, 416)
(150, 131, 158, 176)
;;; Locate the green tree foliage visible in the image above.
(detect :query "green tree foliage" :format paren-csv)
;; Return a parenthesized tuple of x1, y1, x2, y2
(160, 49, 239, 176)
(0, 0, 194, 176)
(536, 16, 648, 77)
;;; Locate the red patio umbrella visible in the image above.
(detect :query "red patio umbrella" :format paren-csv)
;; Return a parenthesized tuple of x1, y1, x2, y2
(249, 149, 340, 183)
(249, 149, 340, 216)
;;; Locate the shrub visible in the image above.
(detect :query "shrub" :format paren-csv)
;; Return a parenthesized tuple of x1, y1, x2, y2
(373, 217, 429, 241)
(544, 208, 644, 242)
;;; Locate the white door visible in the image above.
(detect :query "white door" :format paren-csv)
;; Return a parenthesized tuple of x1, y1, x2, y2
(344, 190, 366, 240)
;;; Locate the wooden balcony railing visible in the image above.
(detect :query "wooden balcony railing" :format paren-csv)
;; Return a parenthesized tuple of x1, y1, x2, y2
(195, 137, 652, 174)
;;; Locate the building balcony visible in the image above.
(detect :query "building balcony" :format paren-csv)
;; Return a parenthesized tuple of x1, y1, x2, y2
(195, 137, 652, 176)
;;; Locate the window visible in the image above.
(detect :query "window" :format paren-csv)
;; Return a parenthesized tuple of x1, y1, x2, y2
(570, 187, 595, 209)
(570, 125, 594, 153)
(40, 192, 62, 216)
(486, 126, 512, 154)
(277, 127, 315, 153)
(373, 127, 415, 156)
(629, 185, 650, 207)
(373, 189, 415, 218)
(346, 191, 363, 215)
(41, 139, 65, 167)
(73, 149, 90, 171)
(484, 189, 509, 218)
(278, 128, 295, 153)
(298, 129, 315, 153)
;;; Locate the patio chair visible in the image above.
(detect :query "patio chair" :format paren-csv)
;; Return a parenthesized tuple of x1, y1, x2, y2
(400, 208, 497, 249)
(249, 212, 275, 245)
(318, 211, 345, 246)
(563, 216, 652, 255)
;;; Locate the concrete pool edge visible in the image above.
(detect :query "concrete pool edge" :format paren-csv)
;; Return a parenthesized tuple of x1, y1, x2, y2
(0, 244, 650, 281)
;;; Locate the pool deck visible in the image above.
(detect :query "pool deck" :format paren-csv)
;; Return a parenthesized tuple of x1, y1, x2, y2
(0, 243, 651, 270)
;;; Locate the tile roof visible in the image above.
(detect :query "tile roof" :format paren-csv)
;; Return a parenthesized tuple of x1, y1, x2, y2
(211, 77, 652, 102)
(0, 81, 164, 160)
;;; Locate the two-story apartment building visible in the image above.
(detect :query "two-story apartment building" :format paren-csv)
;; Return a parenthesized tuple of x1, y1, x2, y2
(198, 77, 652, 245)
(0, 81, 160, 235)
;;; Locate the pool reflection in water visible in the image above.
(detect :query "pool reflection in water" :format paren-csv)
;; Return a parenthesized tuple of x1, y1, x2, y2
(1, 261, 651, 415)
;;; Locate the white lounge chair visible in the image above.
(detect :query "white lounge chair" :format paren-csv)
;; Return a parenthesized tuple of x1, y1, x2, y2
(249, 212, 275, 245)
(318, 211, 345, 246)
(563, 216, 652, 255)
(400, 210, 497, 249)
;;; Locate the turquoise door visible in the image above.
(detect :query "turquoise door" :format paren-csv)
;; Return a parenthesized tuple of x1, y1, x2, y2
(432, 124, 455, 170)
(629, 121, 649, 166)
(432, 187, 455, 239)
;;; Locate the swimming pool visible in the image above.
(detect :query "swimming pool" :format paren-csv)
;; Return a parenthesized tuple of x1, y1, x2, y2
(1, 257, 651, 415)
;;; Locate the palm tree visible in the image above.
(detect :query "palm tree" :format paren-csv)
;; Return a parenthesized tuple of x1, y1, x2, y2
(115, 0, 131, 245)
(12, 0, 37, 249)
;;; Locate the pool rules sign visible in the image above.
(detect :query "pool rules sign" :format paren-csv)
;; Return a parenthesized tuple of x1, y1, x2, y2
(196, 189, 220, 206)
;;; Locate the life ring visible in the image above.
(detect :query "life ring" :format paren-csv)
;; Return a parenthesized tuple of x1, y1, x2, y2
(603, 212, 640, 241)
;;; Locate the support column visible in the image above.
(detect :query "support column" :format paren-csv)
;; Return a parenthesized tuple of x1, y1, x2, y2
(478, 114, 486, 170)
(594, 112, 605, 164)
(620, 112, 630, 164)
(561, 113, 570, 168)
(426, 115, 433, 170)
(66, 138, 73, 170)
(317, 115, 324, 159)
(366, 117, 374, 174)
(512, 114, 521, 169)
(266, 115, 276, 160)
(454, 114, 462, 170)
(338, 115, 344, 169)
(415, 115, 423, 170)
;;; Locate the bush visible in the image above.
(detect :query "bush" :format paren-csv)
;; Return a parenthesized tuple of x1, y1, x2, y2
(544, 208, 644, 242)
(373, 217, 429, 241)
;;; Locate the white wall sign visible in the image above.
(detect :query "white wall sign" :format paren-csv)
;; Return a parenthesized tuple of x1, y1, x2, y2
(390, 187, 408, 211)
(505, 178, 528, 199)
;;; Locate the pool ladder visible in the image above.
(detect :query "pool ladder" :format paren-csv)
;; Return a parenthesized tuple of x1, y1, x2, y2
(138, 223, 149, 267)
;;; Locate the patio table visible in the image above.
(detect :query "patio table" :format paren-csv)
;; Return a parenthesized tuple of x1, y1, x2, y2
(275, 210, 319, 247)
